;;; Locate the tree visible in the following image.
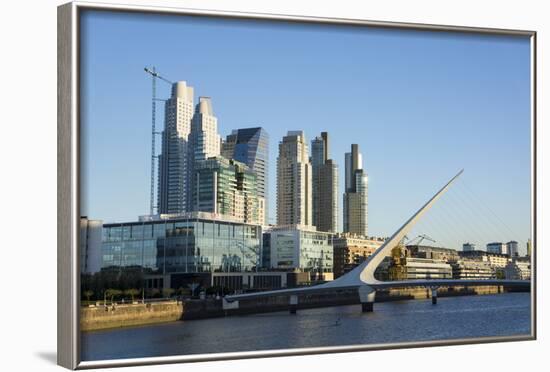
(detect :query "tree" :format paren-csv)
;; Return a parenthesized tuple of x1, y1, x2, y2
(187, 282, 200, 297)
(162, 288, 175, 299)
(124, 288, 140, 303)
(147, 288, 160, 298)
(105, 289, 122, 304)
(81, 267, 147, 303)
(83, 290, 94, 303)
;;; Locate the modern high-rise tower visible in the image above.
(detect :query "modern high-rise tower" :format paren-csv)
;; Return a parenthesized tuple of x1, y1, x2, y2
(192, 157, 260, 224)
(311, 132, 338, 233)
(221, 127, 269, 225)
(277, 131, 312, 226)
(189, 97, 221, 162)
(343, 144, 368, 236)
(157, 81, 195, 215)
(188, 97, 221, 210)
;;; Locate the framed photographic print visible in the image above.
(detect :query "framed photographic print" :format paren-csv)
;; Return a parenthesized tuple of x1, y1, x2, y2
(57, 1, 536, 369)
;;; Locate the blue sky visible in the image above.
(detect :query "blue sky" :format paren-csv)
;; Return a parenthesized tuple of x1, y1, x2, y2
(80, 10, 532, 252)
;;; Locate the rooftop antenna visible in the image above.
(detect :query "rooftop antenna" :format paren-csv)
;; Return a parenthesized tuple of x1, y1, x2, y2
(144, 66, 172, 215)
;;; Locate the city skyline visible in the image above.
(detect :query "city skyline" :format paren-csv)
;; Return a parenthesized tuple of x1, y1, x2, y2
(80, 11, 531, 252)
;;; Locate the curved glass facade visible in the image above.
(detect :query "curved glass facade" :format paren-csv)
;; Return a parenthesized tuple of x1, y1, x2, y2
(102, 216, 261, 274)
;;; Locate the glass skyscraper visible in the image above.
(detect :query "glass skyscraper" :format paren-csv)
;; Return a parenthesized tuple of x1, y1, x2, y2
(222, 127, 269, 224)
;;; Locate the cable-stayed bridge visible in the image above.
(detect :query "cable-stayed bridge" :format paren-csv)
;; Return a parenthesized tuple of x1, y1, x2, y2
(223, 169, 530, 313)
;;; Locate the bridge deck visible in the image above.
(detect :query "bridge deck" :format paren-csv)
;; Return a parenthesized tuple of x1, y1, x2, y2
(225, 279, 530, 302)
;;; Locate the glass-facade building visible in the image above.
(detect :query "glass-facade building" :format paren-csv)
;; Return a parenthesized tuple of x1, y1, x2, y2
(102, 213, 262, 274)
(265, 226, 334, 280)
(222, 127, 269, 224)
(192, 157, 260, 224)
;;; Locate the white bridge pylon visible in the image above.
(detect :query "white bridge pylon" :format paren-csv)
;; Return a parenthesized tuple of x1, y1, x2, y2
(224, 169, 530, 311)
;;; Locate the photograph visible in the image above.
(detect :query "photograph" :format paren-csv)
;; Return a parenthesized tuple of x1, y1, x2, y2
(74, 5, 533, 364)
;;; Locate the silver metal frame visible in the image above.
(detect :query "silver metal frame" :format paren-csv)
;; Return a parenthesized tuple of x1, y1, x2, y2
(57, 1, 537, 369)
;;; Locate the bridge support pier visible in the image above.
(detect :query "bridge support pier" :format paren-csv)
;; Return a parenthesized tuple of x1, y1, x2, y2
(358, 286, 376, 313)
(431, 287, 438, 305)
(289, 295, 298, 314)
(222, 298, 239, 313)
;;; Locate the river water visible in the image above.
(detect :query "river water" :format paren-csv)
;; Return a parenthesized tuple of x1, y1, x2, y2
(81, 293, 531, 361)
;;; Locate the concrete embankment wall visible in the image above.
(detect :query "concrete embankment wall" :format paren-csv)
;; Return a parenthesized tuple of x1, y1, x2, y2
(81, 301, 184, 331)
(381, 285, 507, 300)
(184, 285, 525, 320)
(81, 286, 527, 329)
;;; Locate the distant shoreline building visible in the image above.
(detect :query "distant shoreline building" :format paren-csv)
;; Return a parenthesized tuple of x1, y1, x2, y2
(487, 242, 507, 255)
(343, 144, 368, 236)
(311, 132, 338, 233)
(406, 245, 460, 262)
(459, 250, 511, 269)
(398, 258, 453, 280)
(506, 240, 519, 257)
(276, 131, 312, 226)
(332, 233, 385, 278)
(504, 259, 531, 280)
(450, 259, 495, 280)
(380, 254, 453, 281)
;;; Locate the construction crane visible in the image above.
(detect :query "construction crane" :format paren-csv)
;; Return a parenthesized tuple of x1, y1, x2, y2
(144, 67, 172, 215)
(406, 234, 436, 246)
